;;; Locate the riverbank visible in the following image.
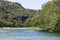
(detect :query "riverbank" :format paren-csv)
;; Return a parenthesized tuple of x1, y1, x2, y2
(0, 27, 41, 30)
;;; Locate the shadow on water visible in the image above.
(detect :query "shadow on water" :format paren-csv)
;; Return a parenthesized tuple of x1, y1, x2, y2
(36, 30, 60, 37)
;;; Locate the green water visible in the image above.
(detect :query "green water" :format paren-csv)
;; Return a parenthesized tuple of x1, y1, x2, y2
(0, 30, 60, 40)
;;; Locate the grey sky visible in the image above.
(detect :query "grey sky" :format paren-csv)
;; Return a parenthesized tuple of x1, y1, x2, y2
(8, 0, 51, 10)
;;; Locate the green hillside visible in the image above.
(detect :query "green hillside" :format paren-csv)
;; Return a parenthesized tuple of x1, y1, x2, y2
(0, 0, 38, 27)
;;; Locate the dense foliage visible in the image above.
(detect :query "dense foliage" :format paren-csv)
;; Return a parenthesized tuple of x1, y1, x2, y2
(24, 0, 60, 32)
(0, 0, 37, 27)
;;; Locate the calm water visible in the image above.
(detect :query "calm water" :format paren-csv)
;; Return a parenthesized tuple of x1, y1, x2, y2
(0, 30, 60, 40)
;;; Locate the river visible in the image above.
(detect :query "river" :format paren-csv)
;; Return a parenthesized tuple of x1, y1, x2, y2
(0, 30, 60, 40)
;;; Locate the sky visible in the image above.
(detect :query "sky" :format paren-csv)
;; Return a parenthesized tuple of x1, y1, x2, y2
(8, 0, 51, 10)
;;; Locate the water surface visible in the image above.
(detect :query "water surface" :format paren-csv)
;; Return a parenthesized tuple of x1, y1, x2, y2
(0, 30, 60, 40)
